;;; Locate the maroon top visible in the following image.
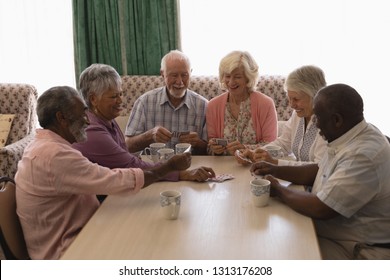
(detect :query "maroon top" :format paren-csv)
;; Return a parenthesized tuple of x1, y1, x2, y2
(72, 111, 179, 181)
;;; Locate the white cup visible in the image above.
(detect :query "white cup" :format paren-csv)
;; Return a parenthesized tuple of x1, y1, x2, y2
(158, 148, 175, 162)
(175, 143, 191, 154)
(160, 190, 181, 220)
(250, 178, 271, 207)
(144, 143, 166, 162)
(265, 145, 283, 158)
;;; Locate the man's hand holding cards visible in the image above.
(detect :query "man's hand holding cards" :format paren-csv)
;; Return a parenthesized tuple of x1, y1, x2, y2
(172, 131, 190, 139)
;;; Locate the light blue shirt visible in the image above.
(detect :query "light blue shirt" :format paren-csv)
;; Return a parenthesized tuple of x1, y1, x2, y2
(125, 87, 208, 149)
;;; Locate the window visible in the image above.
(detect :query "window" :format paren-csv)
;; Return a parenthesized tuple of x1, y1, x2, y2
(0, 0, 75, 95)
(180, 0, 390, 135)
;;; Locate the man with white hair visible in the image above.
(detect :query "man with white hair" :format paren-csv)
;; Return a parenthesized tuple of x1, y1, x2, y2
(125, 50, 208, 154)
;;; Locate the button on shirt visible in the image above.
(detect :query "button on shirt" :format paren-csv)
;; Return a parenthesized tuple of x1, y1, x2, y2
(15, 129, 144, 259)
(312, 120, 390, 244)
(125, 87, 208, 149)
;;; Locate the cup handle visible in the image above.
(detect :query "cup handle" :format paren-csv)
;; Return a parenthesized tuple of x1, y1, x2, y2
(170, 202, 177, 218)
(144, 147, 152, 159)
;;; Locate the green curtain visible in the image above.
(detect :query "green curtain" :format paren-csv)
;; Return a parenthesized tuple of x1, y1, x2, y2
(73, 0, 179, 83)
(122, 0, 179, 75)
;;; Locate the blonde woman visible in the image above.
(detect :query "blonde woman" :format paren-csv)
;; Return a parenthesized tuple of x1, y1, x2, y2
(207, 50, 278, 155)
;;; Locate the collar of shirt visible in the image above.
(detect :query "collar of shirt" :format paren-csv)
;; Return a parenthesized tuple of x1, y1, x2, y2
(161, 87, 190, 110)
(327, 120, 368, 156)
(36, 128, 73, 146)
(86, 110, 116, 131)
(307, 114, 317, 128)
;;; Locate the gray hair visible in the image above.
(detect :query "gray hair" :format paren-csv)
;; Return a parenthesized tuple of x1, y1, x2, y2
(79, 63, 122, 108)
(160, 50, 191, 73)
(285, 65, 326, 98)
(37, 86, 85, 128)
(219, 50, 259, 93)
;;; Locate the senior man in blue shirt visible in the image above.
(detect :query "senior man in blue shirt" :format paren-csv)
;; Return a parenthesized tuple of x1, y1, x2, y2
(125, 50, 208, 155)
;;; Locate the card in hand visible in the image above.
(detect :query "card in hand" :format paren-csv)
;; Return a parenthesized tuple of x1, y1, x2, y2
(172, 131, 190, 139)
(216, 138, 228, 147)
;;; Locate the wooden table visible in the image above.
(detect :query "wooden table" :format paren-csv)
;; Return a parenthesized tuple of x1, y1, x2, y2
(61, 156, 321, 260)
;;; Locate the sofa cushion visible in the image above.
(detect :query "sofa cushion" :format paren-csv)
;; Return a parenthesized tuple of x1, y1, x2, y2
(121, 75, 292, 121)
(115, 116, 129, 135)
(0, 114, 15, 148)
(0, 83, 38, 143)
(0, 83, 38, 178)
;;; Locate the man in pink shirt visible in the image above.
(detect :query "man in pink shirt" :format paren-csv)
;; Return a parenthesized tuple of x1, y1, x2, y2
(15, 86, 191, 260)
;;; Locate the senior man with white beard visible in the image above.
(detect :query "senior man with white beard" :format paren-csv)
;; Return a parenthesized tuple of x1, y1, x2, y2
(15, 86, 192, 259)
(125, 50, 209, 155)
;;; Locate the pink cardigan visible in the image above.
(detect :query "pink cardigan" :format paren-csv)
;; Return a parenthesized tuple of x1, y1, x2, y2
(206, 91, 278, 143)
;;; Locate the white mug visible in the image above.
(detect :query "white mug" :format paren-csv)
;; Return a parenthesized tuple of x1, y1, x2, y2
(144, 143, 166, 162)
(265, 145, 283, 158)
(250, 178, 271, 207)
(175, 143, 191, 154)
(158, 148, 175, 162)
(160, 190, 181, 220)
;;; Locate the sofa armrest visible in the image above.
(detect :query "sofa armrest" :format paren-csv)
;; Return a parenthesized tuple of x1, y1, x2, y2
(0, 133, 35, 178)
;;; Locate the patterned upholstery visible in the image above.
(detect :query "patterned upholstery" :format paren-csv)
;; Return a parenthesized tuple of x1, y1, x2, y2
(0, 84, 38, 178)
(121, 75, 292, 121)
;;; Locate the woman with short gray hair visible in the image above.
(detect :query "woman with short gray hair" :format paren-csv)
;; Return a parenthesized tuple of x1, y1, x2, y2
(237, 65, 328, 166)
(73, 63, 215, 202)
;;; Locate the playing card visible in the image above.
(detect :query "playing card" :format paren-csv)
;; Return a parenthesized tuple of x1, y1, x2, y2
(172, 131, 190, 139)
(235, 150, 253, 164)
(216, 138, 228, 147)
(208, 173, 235, 182)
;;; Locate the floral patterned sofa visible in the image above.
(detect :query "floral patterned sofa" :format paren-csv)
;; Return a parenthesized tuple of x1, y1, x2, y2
(0, 84, 38, 178)
(118, 75, 292, 133)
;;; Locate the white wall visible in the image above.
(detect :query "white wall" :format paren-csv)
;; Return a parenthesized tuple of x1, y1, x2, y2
(0, 0, 76, 95)
(180, 0, 390, 135)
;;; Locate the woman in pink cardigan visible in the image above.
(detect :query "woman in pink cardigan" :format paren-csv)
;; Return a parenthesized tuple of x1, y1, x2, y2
(206, 50, 278, 155)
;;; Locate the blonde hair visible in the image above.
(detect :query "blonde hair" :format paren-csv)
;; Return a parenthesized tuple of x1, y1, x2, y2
(218, 51, 259, 92)
(285, 65, 326, 98)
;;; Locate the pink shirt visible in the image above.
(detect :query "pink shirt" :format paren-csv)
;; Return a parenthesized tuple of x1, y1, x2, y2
(206, 91, 278, 143)
(15, 129, 144, 259)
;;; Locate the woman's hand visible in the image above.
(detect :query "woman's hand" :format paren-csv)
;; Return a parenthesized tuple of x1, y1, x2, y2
(252, 148, 278, 164)
(226, 140, 245, 155)
(208, 138, 226, 155)
(235, 149, 254, 165)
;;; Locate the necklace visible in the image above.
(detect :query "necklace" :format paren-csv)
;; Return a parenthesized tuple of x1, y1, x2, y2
(228, 92, 249, 120)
